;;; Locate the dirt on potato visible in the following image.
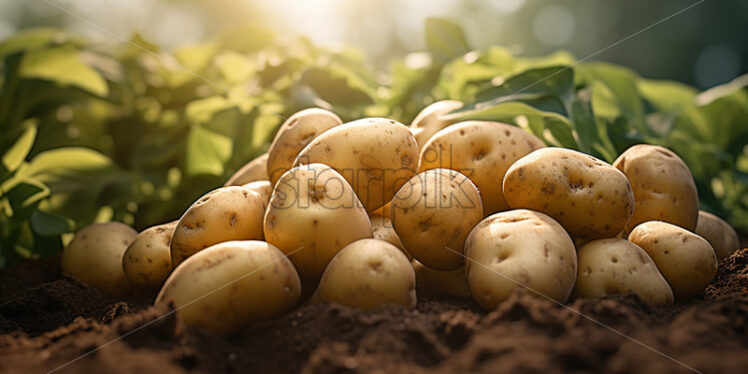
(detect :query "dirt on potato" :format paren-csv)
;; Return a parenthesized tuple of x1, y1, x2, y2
(0, 247, 747, 374)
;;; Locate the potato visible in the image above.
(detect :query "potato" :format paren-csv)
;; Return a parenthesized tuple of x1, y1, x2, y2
(62, 222, 137, 296)
(171, 186, 265, 266)
(409, 100, 463, 150)
(293, 117, 419, 213)
(573, 238, 674, 306)
(312, 239, 416, 310)
(420, 121, 545, 215)
(391, 169, 483, 270)
(266, 108, 342, 184)
(412, 260, 471, 298)
(695, 210, 740, 259)
(628, 221, 718, 301)
(370, 214, 411, 259)
(264, 164, 372, 285)
(242, 180, 273, 206)
(224, 153, 269, 186)
(123, 221, 177, 289)
(156, 240, 301, 335)
(613, 144, 699, 232)
(465, 210, 577, 310)
(503, 148, 635, 239)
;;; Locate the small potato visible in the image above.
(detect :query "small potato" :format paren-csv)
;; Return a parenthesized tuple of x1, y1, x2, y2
(574, 238, 674, 306)
(293, 117, 419, 213)
(266, 108, 342, 183)
(465, 210, 577, 310)
(420, 121, 545, 215)
(123, 221, 177, 289)
(313, 239, 416, 310)
(613, 145, 699, 232)
(224, 153, 269, 186)
(695, 210, 740, 259)
(370, 214, 411, 259)
(171, 187, 266, 266)
(628, 221, 718, 301)
(503, 148, 635, 239)
(391, 169, 483, 270)
(62, 222, 137, 296)
(409, 100, 463, 150)
(412, 260, 471, 298)
(156, 240, 301, 335)
(242, 180, 273, 207)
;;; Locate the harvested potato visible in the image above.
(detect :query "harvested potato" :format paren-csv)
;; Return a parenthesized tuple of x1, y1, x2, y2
(613, 144, 699, 232)
(293, 117, 419, 213)
(628, 221, 718, 300)
(420, 121, 545, 215)
(266, 108, 342, 183)
(313, 239, 416, 310)
(695, 210, 740, 259)
(409, 100, 463, 150)
(171, 187, 265, 266)
(391, 169, 483, 270)
(242, 180, 273, 207)
(156, 240, 301, 335)
(412, 260, 471, 298)
(224, 153, 269, 186)
(62, 222, 137, 297)
(264, 164, 372, 285)
(574, 238, 674, 306)
(370, 214, 411, 259)
(123, 221, 177, 289)
(465, 210, 577, 310)
(503, 148, 635, 239)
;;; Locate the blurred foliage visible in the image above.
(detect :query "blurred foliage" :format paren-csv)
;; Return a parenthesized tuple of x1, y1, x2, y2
(0, 19, 746, 266)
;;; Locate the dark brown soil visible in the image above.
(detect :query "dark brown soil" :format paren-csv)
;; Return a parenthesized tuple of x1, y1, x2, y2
(1, 248, 747, 374)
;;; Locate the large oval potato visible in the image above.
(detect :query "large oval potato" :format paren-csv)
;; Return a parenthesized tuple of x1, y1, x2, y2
(293, 117, 419, 213)
(370, 214, 411, 259)
(264, 164, 372, 285)
(503, 148, 635, 239)
(171, 186, 266, 266)
(62, 222, 138, 297)
(266, 108, 342, 184)
(695, 210, 740, 260)
(613, 144, 699, 232)
(420, 121, 545, 215)
(412, 260, 471, 298)
(573, 238, 673, 306)
(156, 240, 301, 335)
(123, 221, 177, 289)
(391, 169, 483, 270)
(224, 153, 269, 186)
(628, 221, 717, 301)
(313, 239, 416, 310)
(409, 100, 463, 150)
(465, 210, 577, 310)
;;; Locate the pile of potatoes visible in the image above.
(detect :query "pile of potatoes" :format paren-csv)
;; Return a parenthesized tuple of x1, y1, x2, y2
(61, 103, 741, 335)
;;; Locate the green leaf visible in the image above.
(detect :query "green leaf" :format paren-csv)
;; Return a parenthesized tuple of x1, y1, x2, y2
(19, 45, 109, 97)
(576, 63, 646, 134)
(472, 66, 574, 114)
(30, 209, 70, 236)
(185, 125, 233, 177)
(425, 18, 470, 61)
(0, 28, 68, 60)
(186, 96, 234, 124)
(2, 179, 50, 219)
(637, 78, 697, 112)
(2, 120, 37, 173)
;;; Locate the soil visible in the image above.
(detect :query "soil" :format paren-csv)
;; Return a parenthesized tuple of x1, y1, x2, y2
(1, 248, 747, 374)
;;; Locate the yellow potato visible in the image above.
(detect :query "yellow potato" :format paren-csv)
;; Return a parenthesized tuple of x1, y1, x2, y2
(628, 221, 718, 301)
(465, 210, 577, 310)
(409, 100, 463, 150)
(412, 260, 471, 298)
(224, 153, 269, 186)
(503, 148, 635, 239)
(123, 221, 177, 289)
(241, 180, 273, 207)
(695, 210, 740, 260)
(420, 121, 545, 215)
(370, 214, 411, 259)
(391, 169, 483, 270)
(574, 238, 674, 306)
(156, 240, 301, 335)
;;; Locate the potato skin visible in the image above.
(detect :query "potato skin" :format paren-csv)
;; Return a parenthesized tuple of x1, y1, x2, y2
(171, 187, 266, 266)
(123, 221, 177, 289)
(62, 222, 137, 297)
(293, 117, 419, 213)
(313, 239, 416, 310)
(412, 260, 471, 298)
(242, 180, 273, 206)
(224, 153, 269, 186)
(391, 169, 483, 270)
(370, 214, 411, 259)
(503, 148, 635, 239)
(156, 240, 301, 335)
(409, 100, 463, 150)
(695, 210, 740, 259)
(628, 221, 717, 301)
(465, 210, 577, 310)
(420, 121, 545, 215)
(613, 144, 699, 232)
(574, 238, 674, 306)
(266, 108, 342, 184)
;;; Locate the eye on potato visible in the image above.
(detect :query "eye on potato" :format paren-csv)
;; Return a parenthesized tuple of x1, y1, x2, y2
(224, 153, 269, 186)
(573, 238, 673, 306)
(613, 144, 699, 232)
(409, 100, 463, 150)
(503, 148, 635, 239)
(266, 108, 342, 184)
(391, 168, 483, 271)
(419, 121, 545, 216)
(695, 210, 740, 260)
(123, 221, 177, 289)
(156, 240, 301, 335)
(62, 222, 138, 297)
(412, 259, 471, 298)
(370, 214, 411, 259)
(465, 209, 577, 310)
(628, 221, 717, 301)
(312, 239, 416, 310)
(171, 186, 266, 266)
